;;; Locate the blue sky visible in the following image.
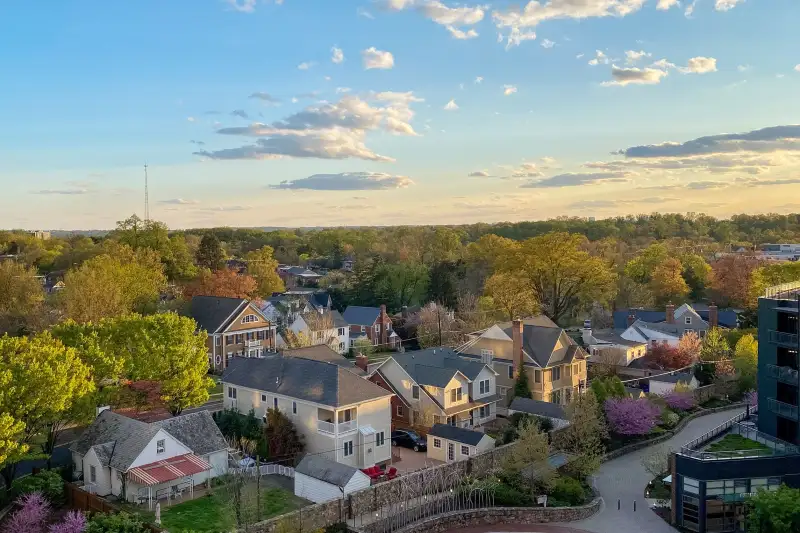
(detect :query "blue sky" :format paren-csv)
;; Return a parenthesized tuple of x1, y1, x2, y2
(1, 0, 799, 229)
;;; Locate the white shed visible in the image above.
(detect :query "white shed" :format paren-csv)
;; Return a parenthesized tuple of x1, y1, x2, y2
(649, 372, 698, 396)
(294, 455, 371, 504)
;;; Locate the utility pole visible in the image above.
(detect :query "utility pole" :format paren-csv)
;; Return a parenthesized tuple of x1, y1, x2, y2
(144, 164, 150, 222)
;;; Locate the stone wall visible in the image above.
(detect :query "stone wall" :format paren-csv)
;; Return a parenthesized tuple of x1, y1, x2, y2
(250, 498, 343, 533)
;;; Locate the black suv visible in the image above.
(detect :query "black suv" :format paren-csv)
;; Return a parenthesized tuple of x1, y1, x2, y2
(391, 429, 426, 452)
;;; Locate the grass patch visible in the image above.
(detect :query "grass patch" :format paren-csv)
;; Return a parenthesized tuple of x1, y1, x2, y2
(209, 381, 223, 396)
(706, 433, 771, 454)
(646, 476, 671, 501)
(700, 397, 732, 409)
(161, 487, 306, 533)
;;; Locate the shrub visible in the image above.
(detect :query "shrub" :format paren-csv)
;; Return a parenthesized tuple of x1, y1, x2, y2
(549, 477, 585, 506)
(660, 410, 680, 429)
(85, 512, 149, 533)
(493, 483, 532, 506)
(3, 492, 51, 533)
(12, 470, 65, 506)
(605, 398, 661, 435)
(663, 391, 696, 411)
(324, 523, 348, 533)
(49, 511, 87, 533)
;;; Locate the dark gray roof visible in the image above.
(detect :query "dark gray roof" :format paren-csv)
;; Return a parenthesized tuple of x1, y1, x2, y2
(428, 424, 488, 446)
(391, 348, 489, 386)
(590, 329, 647, 348)
(190, 296, 248, 333)
(509, 397, 567, 420)
(651, 372, 694, 384)
(331, 310, 348, 328)
(614, 306, 738, 329)
(154, 411, 227, 457)
(296, 455, 364, 487)
(343, 306, 381, 326)
(500, 324, 585, 367)
(223, 356, 392, 407)
(310, 292, 332, 310)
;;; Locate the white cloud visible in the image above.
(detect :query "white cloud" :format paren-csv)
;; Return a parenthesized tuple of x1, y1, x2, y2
(200, 205, 253, 212)
(625, 50, 651, 64)
(225, 0, 257, 13)
(522, 171, 631, 188)
(297, 62, 314, 70)
(737, 64, 751, 72)
(715, 0, 744, 11)
(588, 50, 609, 66)
(336, 87, 352, 93)
(249, 92, 281, 103)
(685, 0, 697, 16)
(444, 99, 459, 110)
(159, 198, 200, 205)
(187, 116, 196, 122)
(446, 26, 479, 39)
(384, 0, 485, 39)
(331, 46, 344, 64)
(504, 27, 537, 50)
(656, 0, 679, 9)
(468, 170, 490, 177)
(540, 38, 556, 49)
(357, 7, 375, 18)
(602, 65, 668, 86)
(795, 64, 800, 72)
(362, 47, 395, 69)
(270, 171, 414, 190)
(503, 84, 518, 95)
(576, 53, 585, 59)
(474, 76, 484, 84)
(31, 188, 90, 195)
(682, 56, 717, 74)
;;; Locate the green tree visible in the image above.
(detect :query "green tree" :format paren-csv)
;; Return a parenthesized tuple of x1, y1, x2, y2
(196, 233, 226, 270)
(61, 245, 166, 323)
(697, 327, 732, 384)
(747, 484, 800, 533)
(263, 408, 304, 459)
(681, 253, 712, 301)
(503, 418, 554, 489)
(51, 319, 126, 386)
(734, 334, 758, 393)
(590, 376, 626, 404)
(649, 258, 689, 305)
(245, 246, 285, 297)
(554, 392, 608, 479)
(513, 368, 532, 399)
(0, 332, 94, 486)
(0, 260, 45, 335)
(427, 260, 465, 309)
(625, 243, 670, 284)
(483, 272, 538, 321)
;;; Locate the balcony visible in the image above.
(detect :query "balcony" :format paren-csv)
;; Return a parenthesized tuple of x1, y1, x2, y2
(766, 364, 800, 385)
(768, 330, 799, 348)
(767, 398, 799, 420)
(245, 339, 262, 347)
(316, 419, 357, 435)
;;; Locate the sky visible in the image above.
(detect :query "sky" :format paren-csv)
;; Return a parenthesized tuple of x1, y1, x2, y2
(1, 0, 800, 230)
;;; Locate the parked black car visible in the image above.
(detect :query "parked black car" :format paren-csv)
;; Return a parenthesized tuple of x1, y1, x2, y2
(391, 429, 426, 452)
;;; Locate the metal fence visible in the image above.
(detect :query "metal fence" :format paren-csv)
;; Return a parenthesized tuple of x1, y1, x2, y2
(763, 281, 800, 298)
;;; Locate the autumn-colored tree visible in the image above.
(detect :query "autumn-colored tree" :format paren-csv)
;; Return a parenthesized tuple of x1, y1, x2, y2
(413, 302, 462, 348)
(245, 246, 285, 298)
(482, 272, 538, 321)
(0, 260, 45, 335)
(625, 243, 670, 284)
(61, 245, 166, 323)
(649, 258, 689, 305)
(710, 255, 761, 308)
(184, 268, 257, 300)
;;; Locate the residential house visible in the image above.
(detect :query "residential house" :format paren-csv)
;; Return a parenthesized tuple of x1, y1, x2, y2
(260, 290, 331, 330)
(294, 455, 371, 503)
(288, 310, 350, 354)
(278, 266, 323, 289)
(70, 410, 228, 504)
(343, 305, 400, 350)
(457, 317, 588, 409)
(222, 355, 393, 468)
(507, 397, 570, 430)
(649, 372, 699, 395)
(369, 347, 499, 430)
(282, 345, 368, 377)
(613, 303, 734, 342)
(190, 296, 278, 371)
(582, 328, 648, 368)
(426, 424, 495, 463)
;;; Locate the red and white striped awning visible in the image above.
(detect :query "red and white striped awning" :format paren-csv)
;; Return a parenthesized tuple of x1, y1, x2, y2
(127, 454, 211, 486)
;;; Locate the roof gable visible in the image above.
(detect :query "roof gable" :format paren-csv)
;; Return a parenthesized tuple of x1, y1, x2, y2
(190, 296, 248, 334)
(296, 455, 364, 486)
(389, 348, 492, 386)
(342, 306, 381, 326)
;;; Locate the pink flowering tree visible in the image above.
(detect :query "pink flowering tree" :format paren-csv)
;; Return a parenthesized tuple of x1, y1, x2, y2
(3, 492, 51, 533)
(49, 511, 86, 533)
(663, 391, 696, 411)
(605, 398, 662, 435)
(745, 390, 758, 409)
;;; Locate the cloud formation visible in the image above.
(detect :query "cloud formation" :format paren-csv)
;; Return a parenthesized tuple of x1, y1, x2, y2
(602, 65, 668, 86)
(446, 26, 479, 39)
(683, 56, 717, 73)
(231, 109, 250, 119)
(588, 50, 609, 66)
(225, 0, 257, 13)
(269, 171, 414, 190)
(297, 62, 314, 70)
(468, 170, 490, 177)
(331, 46, 344, 64)
(522, 171, 630, 188)
(249, 92, 280, 103)
(159, 198, 200, 205)
(444, 99, 459, 110)
(656, 0, 679, 9)
(625, 50, 651, 64)
(31, 188, 90, 195)
(383, 0, 484, 39)
(715, 0, 744, 11)
(503, 84, 518, 95)
(540, 38, 555, 49)
(362, 47, 395, 69)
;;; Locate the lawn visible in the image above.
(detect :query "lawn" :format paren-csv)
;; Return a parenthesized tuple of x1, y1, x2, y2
(706, 433, 772, 455)
(160, 487, 307, 533)
(208, 381, 223, 396)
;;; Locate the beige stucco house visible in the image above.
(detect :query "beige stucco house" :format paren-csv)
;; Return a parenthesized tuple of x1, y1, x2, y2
(426, 423, 495, 463)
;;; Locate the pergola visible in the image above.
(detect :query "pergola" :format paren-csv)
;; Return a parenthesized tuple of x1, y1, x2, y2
(128, 453, 211, 509)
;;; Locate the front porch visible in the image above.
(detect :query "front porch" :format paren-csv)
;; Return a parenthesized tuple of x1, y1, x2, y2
(440, 396, 499, 429)
(126, 453, 213, 509)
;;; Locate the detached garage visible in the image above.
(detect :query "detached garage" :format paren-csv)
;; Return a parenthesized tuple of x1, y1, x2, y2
(294, 455, 371, 504)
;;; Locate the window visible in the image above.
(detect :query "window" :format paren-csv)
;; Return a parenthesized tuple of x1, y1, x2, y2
(479, 379, 490, 395)
(412, 385, 420, 399)
(564, 365, 571, 378)
(242, 314, 258, 324)
(433, 438, 442, 448)
(552, 366, 561, 381)
(338, 327, 346, 336)
(450, 388, 463, 402)
(700, 330, 707, 338)
(550, 389, 562, 404)
(215, 336, 222, 346)
(90, 465, 97, 483)
(376, 431, 385, 446)
(292, 401, 297, 415)
(684, 316, 692, 325)
(235, 334, 244, 344)
(261, 394, 267, 402)
(361, 325, 365, 332)
(498, 386, 509, 398)
(273, 397, 279, 409)
(156, 439, 165, 454)
(228, 386, 237, 399)
(226, 334, 235, 344)
(339, 342, 345, 352)
(508, 365, 514, 379)
(343, 441, 353, 457)
(534, 370, 541, 383)
(256, 330, 265, 340)
(683, 476, 699, 495)
(375, 324, 380, 334)
(479, 405, 489, 418)
(480, 349, 494, 363)
(682, 494, 699, 531)
(460, 445, 469, 456)
(565, 388, 572, 404)
(397, 405, 404, 417)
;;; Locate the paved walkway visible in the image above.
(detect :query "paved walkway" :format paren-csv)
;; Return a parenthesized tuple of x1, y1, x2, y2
(560, 407, 745, 533)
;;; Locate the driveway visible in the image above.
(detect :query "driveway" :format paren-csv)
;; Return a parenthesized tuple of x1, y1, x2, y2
(391, 445, 443, 473)
(562, 407, 745, 533)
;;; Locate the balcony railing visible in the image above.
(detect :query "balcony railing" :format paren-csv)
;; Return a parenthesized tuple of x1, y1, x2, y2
(338, 420, 357, 433)
(768, 330, 799, 347)
(245, 339, 262, 347)
(317, 420, 335, 434)
(766, 364, 800, 385)
(317, 419, 357, 434)
(767, 398, 799, 420)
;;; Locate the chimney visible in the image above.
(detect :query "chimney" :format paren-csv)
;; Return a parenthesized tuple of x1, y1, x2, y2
(355, 353, 369, 372)
(709, 302, 718, 329)
(512, 319, 524, 378)
(627, 313, 636, 328)
(666, 303, 675, 324)
(379, 304, 388, 346)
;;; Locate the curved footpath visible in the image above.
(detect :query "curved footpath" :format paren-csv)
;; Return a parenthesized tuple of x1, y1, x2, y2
(557, 407, 746, 533)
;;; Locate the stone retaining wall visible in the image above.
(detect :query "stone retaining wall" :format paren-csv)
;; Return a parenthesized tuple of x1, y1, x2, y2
(249, 498, 343, 533)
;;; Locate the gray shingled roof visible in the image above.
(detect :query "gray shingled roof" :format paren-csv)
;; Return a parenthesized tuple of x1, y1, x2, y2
(342, 306, 381, 326)
(223, 356, 392, 407)
(331, 310, 348, 328)
(509, 397, 567, 420)
(154, 411, 227, 457)
(651, 371, 694, 384)
(392, 348, 489, 383)
(591, 329, 647, 348)
(296, 455, 364, 487)
(428, 424, 488, 446)
(190, 296, 248, 333)
(500, 324, 584, 367)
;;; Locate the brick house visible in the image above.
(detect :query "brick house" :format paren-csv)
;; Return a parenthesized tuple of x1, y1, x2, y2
(342, 305, 400, 350)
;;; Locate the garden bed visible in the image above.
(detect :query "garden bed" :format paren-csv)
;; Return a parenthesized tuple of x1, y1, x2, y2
(705, 433, 772, 455)
(645, 475, 671, 501)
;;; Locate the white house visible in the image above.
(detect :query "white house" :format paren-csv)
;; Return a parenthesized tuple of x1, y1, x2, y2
(582, 329, 648, 367)
(426, 424, 495, 463)
(293, 455, 371, 503)
(222, 355, 393, 469)
(649, 372, 699, 395)
(69, 410, 228, 505)
(620, 319, 683, 348)
(288, 310, 350, 354)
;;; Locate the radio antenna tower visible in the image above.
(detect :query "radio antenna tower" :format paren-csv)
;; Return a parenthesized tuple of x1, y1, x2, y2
(144, 164, 150, 221)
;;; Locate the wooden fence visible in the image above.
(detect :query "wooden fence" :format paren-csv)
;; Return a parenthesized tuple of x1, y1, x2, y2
(64, 482, 163, 533)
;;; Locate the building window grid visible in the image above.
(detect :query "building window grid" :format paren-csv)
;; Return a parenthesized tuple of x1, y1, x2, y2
(479, 379, 490, 395)
(433, 438, 441, 449)
(376, 431, 385, 446)
(343, 441, 353, 457)
(507, 365, 514, 379)
(460, 445, 469, 456)
(552, 366, 561, 381)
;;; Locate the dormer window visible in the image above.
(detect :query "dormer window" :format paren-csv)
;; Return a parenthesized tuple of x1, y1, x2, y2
(156, 439, 165, 454)
(685, 316, 692, 325)
(242, 314, 259, 324)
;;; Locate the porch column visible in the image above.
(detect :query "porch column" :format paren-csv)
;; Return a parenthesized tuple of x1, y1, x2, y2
(148, 486, 152, 510)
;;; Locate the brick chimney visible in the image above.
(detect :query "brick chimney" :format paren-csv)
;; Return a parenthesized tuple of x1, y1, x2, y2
(512, 319, 524, 377)
(379, 304, 388, 346)
(709, 302, 718, 329)
(666, 303, 675, 324)
(627, 313, 636, 328)
(355, 353, 369, 372)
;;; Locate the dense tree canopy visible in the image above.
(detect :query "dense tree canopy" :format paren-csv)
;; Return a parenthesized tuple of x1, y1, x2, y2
(0, 261, 45, 335)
